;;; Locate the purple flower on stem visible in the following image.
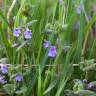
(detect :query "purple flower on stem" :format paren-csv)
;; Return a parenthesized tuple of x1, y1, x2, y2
(15, 74, 23, 82)
(13, 27, 21, 37)
(48, 46, 57, 58)
(43, 40, 50, 49)
(12, 42, 18, 48)
(0, 76, 7, 84)
(0, 65, 8, 74)
(83, 79, 88, 83)
(77, 5, 81, 15)
(59, 0, 63, 5)
(87, 83, 94, 89)
(24, 28, 32, 39)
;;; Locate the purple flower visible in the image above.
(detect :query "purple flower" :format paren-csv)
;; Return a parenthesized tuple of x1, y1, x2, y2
(83, 79, 88, 83)
(77, 5, 81, 15)
(15, 74, 23, 82)
(0, 65, 8, 74)
(12, 42, 18, 47)
(59, 0, 63, 5)
(43, 40, 50, 49)
(24, 28, 32, 39)
(0, 76, 7, 84)
(13, 27, 21, 37)
(48, 46, 57, 58)
(87, 83, 94, 89)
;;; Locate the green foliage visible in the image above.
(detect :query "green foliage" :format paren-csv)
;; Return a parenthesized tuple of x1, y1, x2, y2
(0, 0, 96, 96)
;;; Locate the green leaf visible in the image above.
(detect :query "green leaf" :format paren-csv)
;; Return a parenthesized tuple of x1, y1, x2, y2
(27, 20, 38, 27)
(3, 84, 14, 95)
(15, 86, 27, 94)
(76, 90, 96, 96)
(37, 66, 42, 96)
(64, 90, 76, 96)
(44, 80, 57, 95)
(0, 58, 8, 63)
(73, 79, 84, 91)
(16, 41, 28, 52)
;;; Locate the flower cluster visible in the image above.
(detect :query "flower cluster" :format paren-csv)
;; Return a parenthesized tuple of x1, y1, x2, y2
(0, 65, 8, 84)
(13, 27, 32, 39)
(0, 64, 23, 84)
(43, 40, 57, 58)
(82, 79, 95, 89)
